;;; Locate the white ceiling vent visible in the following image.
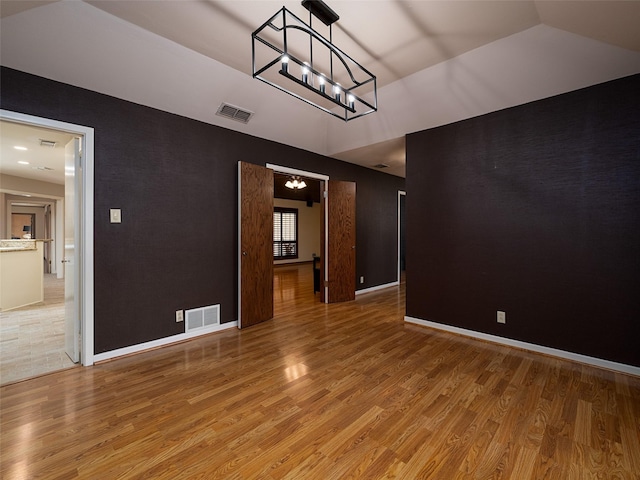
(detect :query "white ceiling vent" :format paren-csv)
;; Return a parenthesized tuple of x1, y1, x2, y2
(39, 139, 57, 147)
(216, 103, 254, 124)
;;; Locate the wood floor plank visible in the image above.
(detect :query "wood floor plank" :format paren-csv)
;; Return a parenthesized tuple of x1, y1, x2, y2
(1, 264, 639, 479)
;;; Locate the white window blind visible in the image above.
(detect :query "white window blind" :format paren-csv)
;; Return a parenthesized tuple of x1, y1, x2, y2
(273, 207, 298, 259)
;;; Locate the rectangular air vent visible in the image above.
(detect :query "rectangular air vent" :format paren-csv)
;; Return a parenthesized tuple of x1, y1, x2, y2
(216, 103, 254, 124)
(39, 139, 57, 147)
(185, 304, 220, 333)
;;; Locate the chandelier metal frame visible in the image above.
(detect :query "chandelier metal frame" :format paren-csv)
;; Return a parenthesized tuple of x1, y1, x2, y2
(252, 1, 377, 122)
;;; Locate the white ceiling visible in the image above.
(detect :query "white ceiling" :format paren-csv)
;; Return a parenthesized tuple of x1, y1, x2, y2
(0, 120, 72, 185)
(1, 0, 639, 179)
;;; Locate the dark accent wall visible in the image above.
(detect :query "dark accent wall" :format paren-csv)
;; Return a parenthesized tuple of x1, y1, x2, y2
(406, 74, 640, 367)
(1, 67, 404, 354)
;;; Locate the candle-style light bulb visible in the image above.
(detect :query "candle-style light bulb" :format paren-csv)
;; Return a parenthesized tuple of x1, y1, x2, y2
(301, 63, 309, 84)
(282, 55, 289, 73)
(348, 94, 355, 110)
(318, 75, 326, 94)
(333, 84, 342, 103)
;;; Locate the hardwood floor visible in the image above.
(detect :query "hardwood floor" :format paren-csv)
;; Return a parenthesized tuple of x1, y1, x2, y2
(1, 264, 639, 479)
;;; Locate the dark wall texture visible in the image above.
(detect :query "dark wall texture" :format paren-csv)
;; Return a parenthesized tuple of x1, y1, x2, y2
(406, 74, 640, 367)
(1, 67, 404, 354)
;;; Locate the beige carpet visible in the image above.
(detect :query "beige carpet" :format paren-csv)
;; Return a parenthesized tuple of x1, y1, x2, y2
(0, 274, 76, 386)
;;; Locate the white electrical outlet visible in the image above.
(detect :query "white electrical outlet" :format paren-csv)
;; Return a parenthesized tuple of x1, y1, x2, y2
(360, 276, 365, 284)
(497, 311, 506, 324)
(176, 310, 184, 322)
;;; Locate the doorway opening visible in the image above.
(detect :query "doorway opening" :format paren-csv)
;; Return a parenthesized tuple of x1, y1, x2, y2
(398, 190, 406, 284)
(11, 212, 36, 239)
(239, 161, 356, 328)
(268, 164, 329, 302)
(0, 110, 95, 384)
(273, 171, 324, 304)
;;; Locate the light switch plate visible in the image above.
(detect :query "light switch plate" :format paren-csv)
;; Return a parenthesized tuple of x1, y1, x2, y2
(110, 209, 121, 223)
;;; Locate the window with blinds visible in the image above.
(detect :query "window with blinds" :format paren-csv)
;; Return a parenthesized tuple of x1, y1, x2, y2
(273, 207, 298, 260)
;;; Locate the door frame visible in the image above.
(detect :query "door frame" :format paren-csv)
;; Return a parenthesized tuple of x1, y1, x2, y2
(1, 109, 95, 366)
(398, 190, 406, 283)
(266, 163, 329, 302)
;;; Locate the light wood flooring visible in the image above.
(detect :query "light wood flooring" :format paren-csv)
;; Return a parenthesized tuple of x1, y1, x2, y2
(1, 264, 639, 479)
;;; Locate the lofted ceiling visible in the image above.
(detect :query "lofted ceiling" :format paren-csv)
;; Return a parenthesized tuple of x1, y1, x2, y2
(1, 1, 639, 179)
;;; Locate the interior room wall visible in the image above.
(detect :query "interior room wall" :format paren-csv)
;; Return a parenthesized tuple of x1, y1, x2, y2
(273, 198, 321, 265)
(0, 174, 64, 198)
(0, 66, 405, 355)
(406, 74, 640, 367)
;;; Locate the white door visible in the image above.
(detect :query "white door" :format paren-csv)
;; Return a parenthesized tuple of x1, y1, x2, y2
(64, 138, 80, 363)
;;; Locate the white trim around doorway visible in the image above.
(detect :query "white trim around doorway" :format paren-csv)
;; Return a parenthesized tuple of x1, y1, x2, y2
(1, 109, 95, 366)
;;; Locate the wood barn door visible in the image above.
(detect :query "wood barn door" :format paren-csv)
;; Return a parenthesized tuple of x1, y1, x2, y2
(238, 161, 274, 328)
(326, 180, 356, 303)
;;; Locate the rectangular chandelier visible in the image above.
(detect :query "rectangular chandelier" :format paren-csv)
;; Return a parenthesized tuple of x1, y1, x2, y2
(252, 0, 377, 122)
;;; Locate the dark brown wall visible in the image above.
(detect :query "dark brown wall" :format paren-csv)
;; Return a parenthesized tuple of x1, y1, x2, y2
(1, 67, 404, 354)
(406, 74, 640, 367)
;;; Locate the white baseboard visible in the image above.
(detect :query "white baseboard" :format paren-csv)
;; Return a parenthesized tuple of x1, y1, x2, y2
(93, 321, 238, 363)
(404, 316, 640, 377)
(356, 281, 399, 295)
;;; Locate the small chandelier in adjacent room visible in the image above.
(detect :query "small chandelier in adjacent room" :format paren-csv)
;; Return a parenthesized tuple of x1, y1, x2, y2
(252, 0, 377, 122)
(285, 176, 307, 189)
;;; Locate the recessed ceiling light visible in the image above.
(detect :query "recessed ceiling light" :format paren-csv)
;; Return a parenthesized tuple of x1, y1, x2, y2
(18, 161, 30, 165)
(13, 146, 28, 151)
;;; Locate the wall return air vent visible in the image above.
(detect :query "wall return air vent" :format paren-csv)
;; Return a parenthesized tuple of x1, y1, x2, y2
(216, 103, 254, 124)
(185, 304, 220, 333)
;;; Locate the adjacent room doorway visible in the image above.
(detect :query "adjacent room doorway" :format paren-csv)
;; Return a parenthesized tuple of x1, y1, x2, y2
(0, 109, 95, 372)
(398, 190, 406, 283)
(238, 162, 356, 329)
